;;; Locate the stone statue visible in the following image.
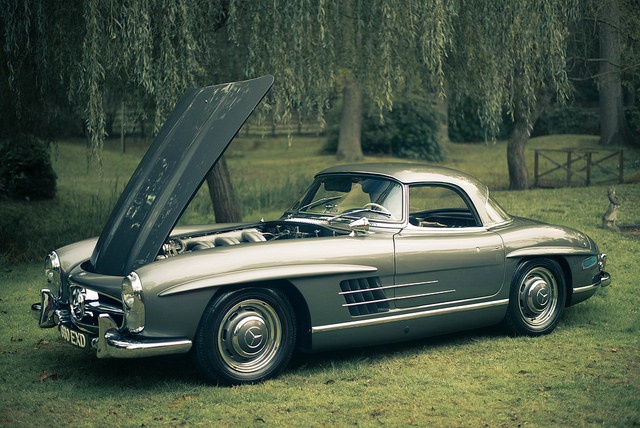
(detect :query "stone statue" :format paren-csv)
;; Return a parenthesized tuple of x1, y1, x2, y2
(602, 187, 621, 232)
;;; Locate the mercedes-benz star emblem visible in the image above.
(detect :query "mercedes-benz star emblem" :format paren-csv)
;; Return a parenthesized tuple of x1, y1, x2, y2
(244, 327, 264, 349)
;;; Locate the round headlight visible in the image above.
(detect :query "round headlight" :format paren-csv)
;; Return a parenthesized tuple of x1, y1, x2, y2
(44, 252, 62, 298)
(122, 272, 145, 333)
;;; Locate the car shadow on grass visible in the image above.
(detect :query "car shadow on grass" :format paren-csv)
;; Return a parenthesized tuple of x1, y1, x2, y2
(34, 324, 508, 388)
(287, 324, 508, 377)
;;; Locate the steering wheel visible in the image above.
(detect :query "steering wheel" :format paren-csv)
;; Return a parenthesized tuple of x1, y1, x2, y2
(362, 202, 392, 216)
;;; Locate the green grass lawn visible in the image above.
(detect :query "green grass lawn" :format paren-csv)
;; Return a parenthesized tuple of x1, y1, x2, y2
(1, 134, 639, 426)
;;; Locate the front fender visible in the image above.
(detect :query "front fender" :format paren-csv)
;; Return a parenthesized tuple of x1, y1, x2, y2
(158, 263, 377, 296)
(133, 235, 393, 340)
(499, 219, 596, 259)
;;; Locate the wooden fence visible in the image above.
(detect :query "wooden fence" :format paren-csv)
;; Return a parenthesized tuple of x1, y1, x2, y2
(533, 148, 624, 187)
(240, 122, 325, 137)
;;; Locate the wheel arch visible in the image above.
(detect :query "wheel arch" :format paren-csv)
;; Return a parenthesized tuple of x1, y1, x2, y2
(210, 279, 312, 353)
(554, 256, 574, 307)
(505, 256, 569, 336)
(513, 255, 573, 307)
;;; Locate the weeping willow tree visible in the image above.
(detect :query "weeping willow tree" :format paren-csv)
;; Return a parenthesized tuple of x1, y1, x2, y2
(75, 0, 234, 163)
(2, 0, 580, 205)
(1, 1, 81, 139)
(2, 1, 229, 149)
(225, 0, 455, 161)
(448, 1, 579, 189)
(213, 0, 579, 189)
(2, 0, 240, 217)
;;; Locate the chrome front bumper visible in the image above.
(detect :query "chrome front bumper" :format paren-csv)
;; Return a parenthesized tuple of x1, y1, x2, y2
(598, 271, 611, 288)
(32, 289, 192, 359)
(570, 270, 611, 306)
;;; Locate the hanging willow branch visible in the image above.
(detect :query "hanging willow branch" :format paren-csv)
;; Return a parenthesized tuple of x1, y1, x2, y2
(81, 0, 106, 165)
(2, 0, 589, 160)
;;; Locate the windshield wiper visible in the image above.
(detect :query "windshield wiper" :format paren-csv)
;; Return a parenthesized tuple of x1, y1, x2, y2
(328, 208, 392, 223)
(299, 196, 342, 211)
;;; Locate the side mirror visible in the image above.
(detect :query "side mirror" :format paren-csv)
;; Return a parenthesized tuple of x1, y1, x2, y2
(349, 217, 370, 236)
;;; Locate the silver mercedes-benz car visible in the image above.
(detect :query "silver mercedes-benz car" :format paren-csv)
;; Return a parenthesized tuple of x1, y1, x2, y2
(33, 76, 610, 385)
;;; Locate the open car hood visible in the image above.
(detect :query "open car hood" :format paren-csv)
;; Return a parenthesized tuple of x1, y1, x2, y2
(90, 75, 274, 276)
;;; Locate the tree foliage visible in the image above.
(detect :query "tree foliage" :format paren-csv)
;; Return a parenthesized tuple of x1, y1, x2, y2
(1, 0, 80, 139)
(73, 0, 234, 163)
(226, 1, 453, 120)
(448, 1, 578, 136)
(447, 1, 579, 189)
(3, 0, 585, 191)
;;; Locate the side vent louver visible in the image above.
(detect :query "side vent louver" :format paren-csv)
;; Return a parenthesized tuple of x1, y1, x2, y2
(339, 277, 390, 316)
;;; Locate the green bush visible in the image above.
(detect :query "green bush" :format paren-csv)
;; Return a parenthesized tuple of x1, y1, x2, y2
(325, 96, 444, 161)
(447, 103, 602, 142)
(448, 100, 512, 143)
(532, 107, 600, 137)
(0, 134, 57, 200)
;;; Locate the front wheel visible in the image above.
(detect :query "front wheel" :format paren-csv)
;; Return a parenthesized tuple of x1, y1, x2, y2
(505, 259, 566, 336)
(194, 288, 296, 385)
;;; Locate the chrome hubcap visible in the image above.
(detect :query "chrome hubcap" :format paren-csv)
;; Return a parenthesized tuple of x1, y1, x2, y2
(217, 299, 281, 374)
(232, 315, 266, 357)
(518, 267, 558, 327)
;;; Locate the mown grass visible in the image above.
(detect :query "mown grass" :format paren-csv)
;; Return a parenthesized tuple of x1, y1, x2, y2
(1, 134, 639, 426)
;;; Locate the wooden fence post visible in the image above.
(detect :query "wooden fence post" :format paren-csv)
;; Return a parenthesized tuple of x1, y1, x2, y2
(534, 150, 539, 187)
(566, 151, 572, 186)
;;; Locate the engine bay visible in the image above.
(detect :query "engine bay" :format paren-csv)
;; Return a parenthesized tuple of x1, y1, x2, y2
(157, 220, 347, 259)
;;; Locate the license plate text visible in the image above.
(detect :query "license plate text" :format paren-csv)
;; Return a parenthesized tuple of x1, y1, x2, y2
(60, 324, 88, 349)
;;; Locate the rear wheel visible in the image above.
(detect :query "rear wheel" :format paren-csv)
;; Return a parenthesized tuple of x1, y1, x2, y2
(194, 287, 296, 385)
(505, 259, 566, 336)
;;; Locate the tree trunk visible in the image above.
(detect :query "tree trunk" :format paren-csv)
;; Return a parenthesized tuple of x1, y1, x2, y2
(206, 156, 242, 223)
(598, 0, 629, 146)
(336, 75, 364, 161)
(507, 87, 555, 190)
(435, 93, 450, 145)
(507, 120, 530, 190)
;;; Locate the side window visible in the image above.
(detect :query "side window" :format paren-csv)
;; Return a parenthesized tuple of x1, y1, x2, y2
(408, 185, 479, 227)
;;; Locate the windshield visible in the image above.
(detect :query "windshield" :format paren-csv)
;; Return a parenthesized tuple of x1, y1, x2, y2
(286, 175, 403, 221)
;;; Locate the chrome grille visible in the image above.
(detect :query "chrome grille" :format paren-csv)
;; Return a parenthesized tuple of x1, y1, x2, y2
(68, 283, 124, 334)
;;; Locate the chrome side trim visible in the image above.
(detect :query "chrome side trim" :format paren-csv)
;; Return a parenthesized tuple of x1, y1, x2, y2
(507, 246, 593, 258)
(388, 280, 440, 290)
(337, 279, 438, 296)
(339, 285, 393, 295)
(342, 289, 456, 308)
(394, 289, 455, 301)
(314, 299, 509, 333)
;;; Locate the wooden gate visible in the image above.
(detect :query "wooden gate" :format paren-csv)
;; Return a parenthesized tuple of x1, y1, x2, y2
(533, 148, 624, 187)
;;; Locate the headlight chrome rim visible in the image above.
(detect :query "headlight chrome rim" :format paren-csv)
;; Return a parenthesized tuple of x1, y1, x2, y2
(122, 272, 145, 333)
(44, 252, 62, 298)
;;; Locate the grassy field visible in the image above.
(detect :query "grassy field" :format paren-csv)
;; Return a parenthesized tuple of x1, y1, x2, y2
(1, 134, 639, 426)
